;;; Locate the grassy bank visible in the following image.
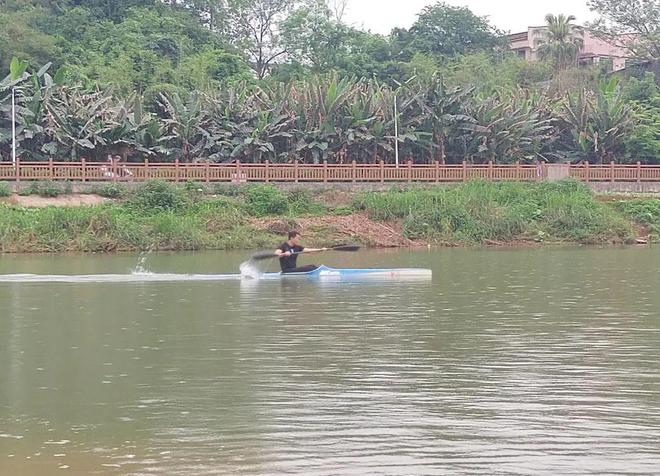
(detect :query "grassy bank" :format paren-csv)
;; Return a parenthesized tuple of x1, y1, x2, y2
(0, 180, 656, 253)
(354, 181, 639, 244)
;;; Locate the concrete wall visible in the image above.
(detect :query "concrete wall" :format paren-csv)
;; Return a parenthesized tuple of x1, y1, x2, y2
(585, 182, 660, 194)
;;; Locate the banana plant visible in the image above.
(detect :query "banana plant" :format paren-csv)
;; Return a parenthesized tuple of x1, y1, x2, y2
(42, 86, 145, 161)
(418, 75, 479, 163)
(559, 78, 635, 163)
(0, 60, 62, 161)
(462, 90, 556, 163)
(157, 92, 212, 162)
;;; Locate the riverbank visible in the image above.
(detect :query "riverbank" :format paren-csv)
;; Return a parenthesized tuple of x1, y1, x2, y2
(0, 180, 657, 253)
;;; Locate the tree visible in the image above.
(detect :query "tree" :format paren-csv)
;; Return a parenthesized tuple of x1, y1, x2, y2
(0, 3, 57, 72)
(396, 2, 504, 61)
(166, 1, 228, 32)
(53, 5, 245, 93)
(225, 0, 317, 79)
(534, 14, 584, 70)
(587, 0, 660, 60)
(280, 6, 394, 80)
(68, 0, 157, 21)
(327, 0, 349, 22)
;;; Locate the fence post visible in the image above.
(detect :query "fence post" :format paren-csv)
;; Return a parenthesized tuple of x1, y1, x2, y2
(380, 160, 385, 184)
(610, 161, 615, 183)
(323, 160, 328, 184)
(175, 159, 180, 183)
(294, 159, 299, 183)
(15, 157, 20, 183)
(435, 160, 440, 183)
(236, 160, 241, 184)
(584, 161, 589, 182)
(515, 161, 520, 181)
(352, 160, 357, 183)
(488, 160, 493, 181)
(205, 161, 210, 184)
(81, 158, 86, 183)
(144, 159, 148, 182)
(49, 157, 54, 181)
(637, 161, 641, 183)
(265, 160, 270, 183)
(462, 160, 467, 182)
(407, 160, 412, 183)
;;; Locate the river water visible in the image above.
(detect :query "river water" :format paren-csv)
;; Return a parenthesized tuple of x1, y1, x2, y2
(0, 248, 659, 475)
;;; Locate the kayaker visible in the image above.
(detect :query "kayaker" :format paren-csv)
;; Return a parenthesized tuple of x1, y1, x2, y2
(275, 231, 327, 274)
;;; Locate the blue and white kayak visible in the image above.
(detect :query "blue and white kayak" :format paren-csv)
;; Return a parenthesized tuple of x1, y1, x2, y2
(260, 265, 432, 281)
(0, 266, 431, 284)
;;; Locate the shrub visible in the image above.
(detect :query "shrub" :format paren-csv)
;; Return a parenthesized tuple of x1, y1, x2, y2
(213, 184, 242, 197)
(94, 183, 128, 199)
(18, 182, 36, 196)
(244, 185, 288, 217)
(184, 181, 207, 195)
(0, 182, 11, 197)
(286, 189, 326, 216)
(126, 180, 190, 213)
(614, 199, 660, 239)
(39, 182, 62, 198)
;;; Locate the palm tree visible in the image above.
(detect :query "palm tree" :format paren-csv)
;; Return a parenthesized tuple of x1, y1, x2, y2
(534, 14, 584, 70)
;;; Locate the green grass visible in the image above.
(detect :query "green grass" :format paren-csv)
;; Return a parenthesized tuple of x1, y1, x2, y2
(0, 182, 11, 197)
(613, 198, 660, 241)
(0, 200, 277, 253)
(0, 180, 653, 252)
(90, 183, 128, 199)
(0, 182, 330, 252)
(354, 180, 634, 244)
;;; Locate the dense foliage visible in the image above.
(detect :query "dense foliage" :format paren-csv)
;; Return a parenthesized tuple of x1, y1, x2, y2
(1, 0, 658, 164)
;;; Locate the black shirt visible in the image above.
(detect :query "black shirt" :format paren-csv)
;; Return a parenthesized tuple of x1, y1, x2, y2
(278, 242, 304, 271)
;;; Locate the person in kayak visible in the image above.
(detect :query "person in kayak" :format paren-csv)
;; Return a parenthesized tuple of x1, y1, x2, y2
(275, 231, 327, 273)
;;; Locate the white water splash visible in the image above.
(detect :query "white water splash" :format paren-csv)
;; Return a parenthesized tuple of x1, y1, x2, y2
(132, 251, 153, 275)
(239, 260, 263, 280)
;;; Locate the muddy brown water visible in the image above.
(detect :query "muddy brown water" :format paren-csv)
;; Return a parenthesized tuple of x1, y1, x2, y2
(1, 247, 659, 475)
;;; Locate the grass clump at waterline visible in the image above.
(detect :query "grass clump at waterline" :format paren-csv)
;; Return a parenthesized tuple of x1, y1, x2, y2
(613, 199, 660, 241)
(354, 180, 635, 244)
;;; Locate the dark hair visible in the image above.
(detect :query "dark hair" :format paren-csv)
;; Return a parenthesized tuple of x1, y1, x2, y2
(288, 230, 300, 240)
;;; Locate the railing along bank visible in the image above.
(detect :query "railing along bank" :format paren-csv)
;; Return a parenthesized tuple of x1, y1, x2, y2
(0, 160, 659, 183)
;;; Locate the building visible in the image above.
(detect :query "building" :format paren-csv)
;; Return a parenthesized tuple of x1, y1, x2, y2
(508, 27, 630, 71)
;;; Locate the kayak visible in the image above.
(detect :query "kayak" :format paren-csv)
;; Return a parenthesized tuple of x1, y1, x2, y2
(0, 267, 432, 283)
(259, 265, 432, 281)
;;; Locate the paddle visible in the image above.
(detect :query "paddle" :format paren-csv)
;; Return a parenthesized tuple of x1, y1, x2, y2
(250, 244, 360, 262)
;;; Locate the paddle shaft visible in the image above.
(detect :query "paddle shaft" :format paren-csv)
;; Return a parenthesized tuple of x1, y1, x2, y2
(251, 245, 360, 262)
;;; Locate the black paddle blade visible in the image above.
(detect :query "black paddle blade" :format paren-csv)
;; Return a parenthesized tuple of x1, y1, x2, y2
(333, 245, 360, 252)
(250, 251, 278, 261)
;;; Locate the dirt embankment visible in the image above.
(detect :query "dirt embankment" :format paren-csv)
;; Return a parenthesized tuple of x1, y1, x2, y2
(251, 214, 426, 248)
(1, 194, 110, 208)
